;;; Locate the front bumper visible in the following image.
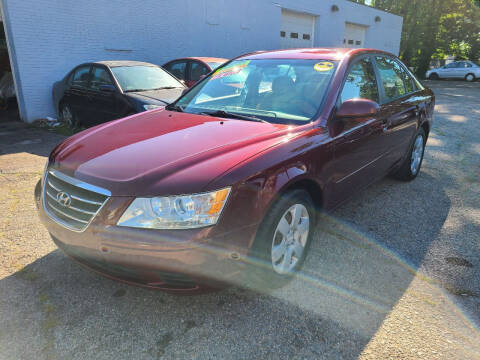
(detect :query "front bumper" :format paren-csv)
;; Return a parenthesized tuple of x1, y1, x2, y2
(35, 180, 256, 292)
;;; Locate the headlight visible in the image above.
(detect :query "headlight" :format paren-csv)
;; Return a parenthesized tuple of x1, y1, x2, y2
(117, 188, 231, 229)
(143, 104, 163, 111)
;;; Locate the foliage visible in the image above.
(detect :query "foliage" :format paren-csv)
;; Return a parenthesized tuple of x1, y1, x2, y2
(349, 0, 480, 77)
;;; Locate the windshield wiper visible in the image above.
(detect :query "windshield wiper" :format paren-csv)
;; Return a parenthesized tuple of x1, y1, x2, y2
(124, 88, 148, 93)
(200, 110, 269, 124)
(125, 87, 182, 92)
(166, 104, 184, 112)
(151, 86, 183, 90)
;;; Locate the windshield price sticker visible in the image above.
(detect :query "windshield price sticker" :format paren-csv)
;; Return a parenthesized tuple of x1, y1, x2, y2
(314, 62, 334, 72)
(212, 60, 251, 80)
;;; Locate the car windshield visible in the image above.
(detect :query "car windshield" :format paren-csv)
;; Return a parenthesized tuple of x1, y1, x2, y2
(111, 65, 183, 92)
(174, 59, 338, 124)
(207, 61, 225, 70)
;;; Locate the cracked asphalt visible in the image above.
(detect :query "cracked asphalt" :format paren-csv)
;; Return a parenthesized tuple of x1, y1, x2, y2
(0, 81, 479, 359)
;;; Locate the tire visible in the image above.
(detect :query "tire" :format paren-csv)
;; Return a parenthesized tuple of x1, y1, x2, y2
(59, 102, 78, 128)
(428, 73, 439, 80)
(392, 128, 426, 181)
(245, 189, 316, 291)
(465, 73, 476, 82)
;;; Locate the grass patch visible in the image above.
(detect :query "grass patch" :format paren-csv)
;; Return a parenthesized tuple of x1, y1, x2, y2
(38, 292, 61, 332)
(17, 267, 40, 281)
(39, 293, 48, 303)
(28, 119, 85, 137)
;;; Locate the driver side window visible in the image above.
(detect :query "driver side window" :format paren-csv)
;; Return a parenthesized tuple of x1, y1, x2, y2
(90, 66, 114, 90)
(340, 57, 379, 104)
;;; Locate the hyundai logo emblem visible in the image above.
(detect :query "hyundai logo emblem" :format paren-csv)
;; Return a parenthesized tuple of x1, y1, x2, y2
(56, 191, 72, 207)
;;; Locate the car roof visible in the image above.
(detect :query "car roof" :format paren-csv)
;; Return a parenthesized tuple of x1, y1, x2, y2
(237, 48, 395, 61)
(94, 60, 159, 68)
(188, 57, 228, 63)
(164, 57, 228, 64)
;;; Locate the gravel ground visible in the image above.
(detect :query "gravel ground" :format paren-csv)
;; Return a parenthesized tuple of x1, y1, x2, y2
(0, 81, 479, 359)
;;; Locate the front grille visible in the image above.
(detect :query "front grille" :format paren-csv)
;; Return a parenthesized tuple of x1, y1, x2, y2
(43, 169, 110, 232)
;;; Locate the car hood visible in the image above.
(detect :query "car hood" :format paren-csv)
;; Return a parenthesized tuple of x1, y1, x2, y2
(125, 88, 185, 105)
(51, 110, 294, 196)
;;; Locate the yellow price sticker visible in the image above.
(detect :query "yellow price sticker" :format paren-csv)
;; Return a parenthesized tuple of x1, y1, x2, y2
(314, 62, 334, 72)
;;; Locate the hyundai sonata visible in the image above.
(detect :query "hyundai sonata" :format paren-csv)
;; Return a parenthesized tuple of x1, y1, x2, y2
(36, 48, 435, 292)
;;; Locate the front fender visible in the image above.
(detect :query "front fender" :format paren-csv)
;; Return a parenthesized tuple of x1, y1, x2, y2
(209, 127, 331, 248)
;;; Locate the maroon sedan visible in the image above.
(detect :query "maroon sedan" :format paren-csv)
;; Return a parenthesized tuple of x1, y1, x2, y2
(35, 48, 434, 293)
(162, 57, 227, 87)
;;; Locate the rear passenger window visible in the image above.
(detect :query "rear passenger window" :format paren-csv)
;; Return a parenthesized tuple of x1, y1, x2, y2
(190, 62, 210, 82)
(71, 66, 91, 87)
(90, 67, 114, 90)
(375, 57, 409, 101)
(164, 61, 187, 81)
(340, 57, 379, 103)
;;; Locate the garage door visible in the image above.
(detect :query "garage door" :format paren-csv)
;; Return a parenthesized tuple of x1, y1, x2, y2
(280, 9, 315, 49)
(344, 23, 367, 48)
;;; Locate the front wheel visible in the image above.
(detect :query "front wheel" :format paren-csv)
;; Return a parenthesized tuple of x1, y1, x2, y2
(246, 189, 316, 290)
(428, 73, 439, 80)
(392, 128, 426, 181)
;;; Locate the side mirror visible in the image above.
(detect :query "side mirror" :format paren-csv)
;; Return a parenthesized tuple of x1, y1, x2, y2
(336, 99, 379, 119)
(99, 84, 116, 93)
(180, 80, 186, 86)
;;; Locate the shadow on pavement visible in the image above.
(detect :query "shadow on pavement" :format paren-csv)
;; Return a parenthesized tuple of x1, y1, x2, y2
(0, 172, 453, 359)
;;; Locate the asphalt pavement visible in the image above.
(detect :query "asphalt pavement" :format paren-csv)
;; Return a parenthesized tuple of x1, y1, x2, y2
(0, 80, 479, 359)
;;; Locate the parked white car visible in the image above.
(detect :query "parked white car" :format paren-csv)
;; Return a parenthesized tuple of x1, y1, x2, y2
(426, 61, 480, 82)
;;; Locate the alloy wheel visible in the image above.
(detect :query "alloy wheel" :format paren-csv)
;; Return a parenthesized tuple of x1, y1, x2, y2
(410, 134, 424, 175)
(271, 204, 310, 275)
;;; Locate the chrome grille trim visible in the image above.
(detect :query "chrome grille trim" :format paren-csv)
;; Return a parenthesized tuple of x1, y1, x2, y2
(46, 191, 96, 215)
(42, 169, 110, 232)
(70, 194, 104, 206)
(46, 200, 89, 224)
(49, 169, 111, 196)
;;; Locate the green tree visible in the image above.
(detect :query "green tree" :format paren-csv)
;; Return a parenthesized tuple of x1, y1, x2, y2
(349, 0, 480, 77)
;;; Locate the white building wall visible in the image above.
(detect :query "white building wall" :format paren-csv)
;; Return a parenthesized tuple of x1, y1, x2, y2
(1, 0, 402, 123)
(276, 0, 403, 52)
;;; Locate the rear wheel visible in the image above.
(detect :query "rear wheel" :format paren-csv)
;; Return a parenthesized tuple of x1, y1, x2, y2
(60, 103, 78, 128)
(465, 73, 476, 82)
(428, 73, 439, 80)
(246, 189, 316, 290)
(392, 128, 426, 181)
